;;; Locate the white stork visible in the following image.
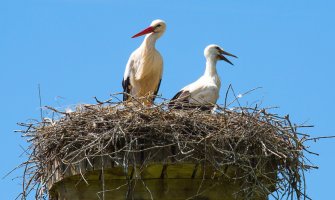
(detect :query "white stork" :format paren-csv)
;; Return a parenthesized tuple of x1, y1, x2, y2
(122, 19, 166, 105)
(169, 44, 237, 110)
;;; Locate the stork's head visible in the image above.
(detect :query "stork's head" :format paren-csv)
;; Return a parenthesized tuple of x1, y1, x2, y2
(131, 19, 166, 38)
(204, 44, 237, 65)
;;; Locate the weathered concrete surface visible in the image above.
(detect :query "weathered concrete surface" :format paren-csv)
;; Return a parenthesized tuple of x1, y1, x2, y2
(49, 163, 272, 200)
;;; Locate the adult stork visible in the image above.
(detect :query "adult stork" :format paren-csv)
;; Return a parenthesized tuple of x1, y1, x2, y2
(169, 44, 237, 110)
(122, 19, 166, 105)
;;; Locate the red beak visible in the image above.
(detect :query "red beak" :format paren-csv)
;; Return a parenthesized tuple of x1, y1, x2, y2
(131, 26, 155, 38)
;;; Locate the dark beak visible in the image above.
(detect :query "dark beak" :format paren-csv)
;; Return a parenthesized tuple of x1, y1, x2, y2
(218, 50, 238, 65)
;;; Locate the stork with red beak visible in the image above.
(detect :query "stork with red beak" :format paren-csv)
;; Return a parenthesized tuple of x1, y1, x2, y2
(122, 19, 166, 105)
(169, 44, 237, 110)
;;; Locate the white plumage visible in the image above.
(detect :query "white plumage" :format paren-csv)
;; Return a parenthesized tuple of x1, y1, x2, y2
(122, 19, 166, 105)
(169, 44, 237, 110)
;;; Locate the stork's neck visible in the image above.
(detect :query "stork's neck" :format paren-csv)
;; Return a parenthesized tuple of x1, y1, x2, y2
(204, 57, 218, 77)
(141, 33, 158, 51)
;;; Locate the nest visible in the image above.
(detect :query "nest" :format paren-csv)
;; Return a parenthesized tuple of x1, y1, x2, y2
(17, 96, 316, 200)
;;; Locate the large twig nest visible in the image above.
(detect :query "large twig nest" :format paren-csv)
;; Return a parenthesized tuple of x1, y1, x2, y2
(17, 96, 315, 200)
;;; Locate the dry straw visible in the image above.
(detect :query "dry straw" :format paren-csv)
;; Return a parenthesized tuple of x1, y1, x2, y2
(16, 93, 317, 200)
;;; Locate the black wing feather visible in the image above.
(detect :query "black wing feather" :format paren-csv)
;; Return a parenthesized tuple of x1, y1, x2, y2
(122, 77, 131, 101)
(168, 90, 190, 109)
(152, 79, 162, 102)
(171, 90, 184, 101)
(169, 90, 212, 111)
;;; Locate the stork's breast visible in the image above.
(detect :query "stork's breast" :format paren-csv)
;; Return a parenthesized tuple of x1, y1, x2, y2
(134, 66, 162, 95)
(135, 50, 162, 79)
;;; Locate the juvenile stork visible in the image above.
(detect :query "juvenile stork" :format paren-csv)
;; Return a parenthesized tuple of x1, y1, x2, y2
(122, 19, 166, 105)
(169, 44, 237, 110)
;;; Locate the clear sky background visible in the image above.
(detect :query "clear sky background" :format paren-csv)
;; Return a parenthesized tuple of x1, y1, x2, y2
(1, 0, 335, 199)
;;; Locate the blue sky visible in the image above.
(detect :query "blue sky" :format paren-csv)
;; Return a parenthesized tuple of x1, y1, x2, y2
(1, 0, 335, 199)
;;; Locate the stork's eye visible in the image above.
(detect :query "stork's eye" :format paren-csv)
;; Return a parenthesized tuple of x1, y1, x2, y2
(156, 24, 161, 28)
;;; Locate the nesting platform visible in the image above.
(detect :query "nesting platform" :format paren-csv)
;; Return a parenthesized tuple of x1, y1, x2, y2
(48, 148, 275, 200)
(19, 99, 311, 200)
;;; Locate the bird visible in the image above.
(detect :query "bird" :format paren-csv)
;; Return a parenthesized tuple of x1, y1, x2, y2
(122, 19, 166, 105)
(169, 44, 237, 110)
